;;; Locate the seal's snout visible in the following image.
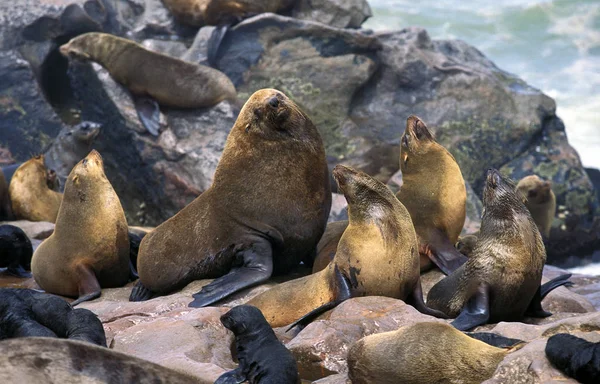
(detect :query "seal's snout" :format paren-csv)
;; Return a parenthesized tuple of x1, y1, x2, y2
(59, 44, 70, 57)
(268, 96, 279, 109)
(486, 168, 501, 188)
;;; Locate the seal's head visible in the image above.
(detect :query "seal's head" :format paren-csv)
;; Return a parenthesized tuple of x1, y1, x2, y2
(67, 150, 106, 192)
(516, 175, 553, 205)
(220, 305, 268, 335)
(0, 224, 33, 271)
(59, 35, 92, 61)
(400, 115, 436, 167)
(482, 168, 524, 217)
(66, 121, 102, 144)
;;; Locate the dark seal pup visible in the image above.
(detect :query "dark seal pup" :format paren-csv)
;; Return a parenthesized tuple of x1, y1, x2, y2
(0, 288, 105, 346)
(131, 89, 331, 306)
(427, 169, 571, 331)
(545, 333, 600, 384)
(216, 305, 299, 384)
(0, 225, 33, 278)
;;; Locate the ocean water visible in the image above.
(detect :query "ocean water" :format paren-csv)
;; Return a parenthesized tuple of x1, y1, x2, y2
(364, 0, 600, 169)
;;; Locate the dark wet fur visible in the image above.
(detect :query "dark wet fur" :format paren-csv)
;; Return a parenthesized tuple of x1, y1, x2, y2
(0, 225, 33, 277)
(546, 333, 600, 384)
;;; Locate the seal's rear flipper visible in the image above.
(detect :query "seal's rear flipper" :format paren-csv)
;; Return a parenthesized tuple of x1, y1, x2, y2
(406, 277, 448, 318)
(466, 332, 524, 348)
(424, 230, 468, 275)
(134, 96, 161, 136)
(6, 265, 32, 278)
(451, 283, 490, 331)
(207, 24, 229, 67)
(129, 281, 155, 302)
(214, 367, 245, 384)
(189, 242, 273, 308)
(70, 264, 101, 306)
(526, 273, 572, 318)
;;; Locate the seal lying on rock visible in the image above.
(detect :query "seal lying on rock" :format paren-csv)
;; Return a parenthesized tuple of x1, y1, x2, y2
(426, 169, 571, 331)
(0, 225, 33, 278)
(248, 165, 446, 328)
(516, 174, 556, 239)
(216, 305, 299, 384)
(60, 32, 237, 136)
(0, 337, 199, 384)
(545, 333, 600, 384)
(131, 89, 331, 306)
(0, 288, 105, 346)
(348, 322, 521, 384)
(32, 150, 130, 305)
(8, 155, 63, 223)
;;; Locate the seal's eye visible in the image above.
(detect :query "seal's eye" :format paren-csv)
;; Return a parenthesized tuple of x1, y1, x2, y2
(268, 96, 279, 109)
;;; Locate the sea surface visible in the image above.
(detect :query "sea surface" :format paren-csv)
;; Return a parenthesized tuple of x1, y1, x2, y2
(364, 0, 600, 169)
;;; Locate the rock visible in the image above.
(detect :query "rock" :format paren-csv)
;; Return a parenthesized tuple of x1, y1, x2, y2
(328, 193, 348, 222)
(0, 220, 54, 239)
(463, 180, 483, 234)
(292, 0, 372, 29)
(142, 39, 188, 57)
(312, 373, 349, 384)
(286, 297, 446, 380)
(585, 167, 600, 202)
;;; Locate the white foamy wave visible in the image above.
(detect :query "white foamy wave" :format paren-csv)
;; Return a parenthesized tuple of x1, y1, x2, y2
(569, 263, 600, 276)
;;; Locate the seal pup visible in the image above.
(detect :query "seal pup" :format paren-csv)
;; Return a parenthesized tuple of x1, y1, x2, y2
(32, 150, 130, 305)
(426, 169, 571, 331)
(347, 322, 515, 384)
(215, 305, 299, 384)
(0, 225, 33, 278)
(45, 121, 101, 192)
(516, 175, 556, 238)
(0, 171, 12, 220)
(545, 333, 600, 384)
(131, 89, 331, 306)
(60, 32, 237, 136)
(248, 165, 446, 328)
(0, 337, 198, 384)
(8, 155, 63, 223)
(0, 288, 106, 346)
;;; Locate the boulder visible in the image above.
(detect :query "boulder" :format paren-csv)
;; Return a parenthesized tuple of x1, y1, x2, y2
(292, 0, 372, 29)
(0, 220, 54, 239)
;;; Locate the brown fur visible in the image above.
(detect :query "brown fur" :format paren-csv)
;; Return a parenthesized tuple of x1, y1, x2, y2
(516, 175, 556, 238)
(312, 220, 347, 273)
(60, 33, 236, 108)
(136, 89, 331, 295)
(347, 322, 508, 384)
(249, 165, 421, 327)
(8, 155, 63, 223)
(427, 171, 546, 321)
(0, 171, 13, 220)
(31, 150, 130, 298)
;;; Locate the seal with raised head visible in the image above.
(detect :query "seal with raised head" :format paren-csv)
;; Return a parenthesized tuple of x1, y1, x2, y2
(426, 169, 571, 331)
(516, 174, 556, 238)
(347, 322, 516, 384)
(32, 150, 130, 305)
(8, 155, 63, 223)
(0, 337, 199, 384)
(0, 225, 33, 278)
(216, 305, 299, 384)
(248, 165, 446, 328)
(130, 89, 331, 306)
(45, 121, 101, 192)
(60, 32, 237, 136)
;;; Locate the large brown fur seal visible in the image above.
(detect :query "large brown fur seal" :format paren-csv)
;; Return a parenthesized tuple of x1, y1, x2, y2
(248, 165, 446, 328)
(60, 32, 237, 136)
(8, 155, 63, 223)
(131, 89, 331, 306)
(32, 150, 130, 305)
(347, 322, 513, 384)
(516, 175, 556, 238)
(0, 337, 198, 384)
(311, 115, 467, 274)
(426, 169, 571, 330)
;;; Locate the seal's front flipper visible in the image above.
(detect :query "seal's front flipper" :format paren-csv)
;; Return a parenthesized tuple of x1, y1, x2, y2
(129, 280, 155, 302)
(424, 229, 468, 275)
(286, 265, 351, 332)
(451, 283, 490, 331)
(214, 368, 246, 384)
(70, 264, 101, 306)
(406, 277, 448, 319)
(465, 332, 524, 348)
(207, 24, 229, 67)
(525, 273, 572, 318)
(6, 265, 32, 278)
(189, 241, 273, 308)
(134, 96, 161, 136)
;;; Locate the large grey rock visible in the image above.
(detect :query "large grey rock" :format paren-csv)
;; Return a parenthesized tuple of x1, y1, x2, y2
(292, 0, 372, 29)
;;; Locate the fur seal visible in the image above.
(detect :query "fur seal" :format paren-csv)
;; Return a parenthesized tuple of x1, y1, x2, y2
(0, 288, 106, 346)
(32, 150, 130, 305)
(8, 155, 63, 223)
(248, 165, 446, 328)
(45, 121, 101, 192)
(60, 32, 237, 136)
(0, 225, 33, 278)
(216, 305, 299, 384)
(426, 169, 571, 330)
(130, 89, 331, 306)
(347, 322, 514, 384)
(546, 333, 600, 383)
(0, 337, 198, 384)
(516, 175, 556, 238)
(0, 171, 12, 220)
